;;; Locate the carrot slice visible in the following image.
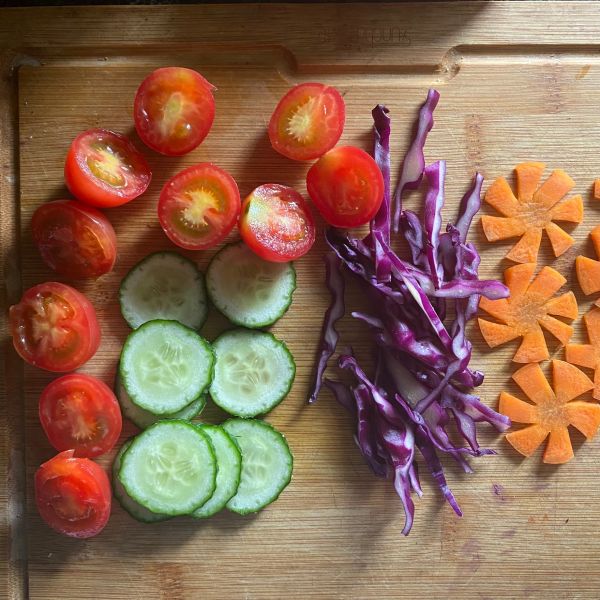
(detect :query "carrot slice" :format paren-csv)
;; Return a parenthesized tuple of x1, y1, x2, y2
(499, 360, 597, 463)
(594, 179, 600, 201)
(551, 195, 583, 222)
(482, 164, 581, 262)
(515, 162, 545, 202)
(545, 222, 574, 257)
(576, 256, 600, 295)
(566, 307, 600, 400)
(590, 224, 600, 258)
(543, 428, 574, 464)
(479, 264, 577, 362)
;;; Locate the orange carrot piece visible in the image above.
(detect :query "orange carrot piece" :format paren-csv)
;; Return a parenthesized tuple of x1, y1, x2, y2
(499, 392, 537, 423)
(594, 179, 600, 201)
(545, 291, 578, 319)
(543, 428, 574, 464)
(515, 162, 545, 202)
(566, 307, 600, 400)
(479, 264, 577, 363)
(505, 227, 542, 263)
(506, 425, 548, 457)
(551, 195, 583, 222)
(545, 222, 574, 257)
(532, 169, 575, 208)
(480, 216, 525, 241)
(590, 224, 600, 258)
(500, 360, 597, 463)
(484, 177, 520, 216)
(576, 256, 600, 295)
(482, 164, 581, 262)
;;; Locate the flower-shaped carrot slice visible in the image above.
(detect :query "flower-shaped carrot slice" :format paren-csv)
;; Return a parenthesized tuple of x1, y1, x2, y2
(481, 162, 582, 263)
(566, 307, 600, 400)
(499, 360, 600, 463)
(478, 263, 578, 362)
(575, 225, 600, 297)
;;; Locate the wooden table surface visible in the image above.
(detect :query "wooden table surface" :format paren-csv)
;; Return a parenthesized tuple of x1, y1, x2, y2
(3, 3, 600, 599)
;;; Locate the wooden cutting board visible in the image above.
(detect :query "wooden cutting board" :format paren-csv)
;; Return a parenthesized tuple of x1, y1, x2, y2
(4, 2, 600, 598)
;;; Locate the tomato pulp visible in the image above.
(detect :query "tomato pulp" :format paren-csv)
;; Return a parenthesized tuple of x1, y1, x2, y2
(158, 163, 241, 250)
(306, 145, 384, 228)
(35, 450, 111, 538)
(32, 200, 117, 279)
(65, 129, 151, 208)
(239, 184, 316, 262)
(268, 82, 345, 161)
(9, 282, 101, 372)
(39, 374, 122, 458)
(134, 67, 216, 156)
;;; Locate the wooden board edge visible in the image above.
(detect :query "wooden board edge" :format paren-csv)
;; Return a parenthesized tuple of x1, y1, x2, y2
(1, 49, 28, 600)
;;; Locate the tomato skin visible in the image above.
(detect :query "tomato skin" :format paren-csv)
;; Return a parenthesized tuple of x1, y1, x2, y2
(239, 184, 316, 262)
(9, 282, 101, 372)
(39, 374, 122, 458)
(158, 163, 241, 250)
(64, 129, 151, 208)
(268, 82, 345, 161)
(32, 200, 117, 279)
(35, 450, 111, 538)
(134, 67, 216, 156)
(306, 146, 384, 228)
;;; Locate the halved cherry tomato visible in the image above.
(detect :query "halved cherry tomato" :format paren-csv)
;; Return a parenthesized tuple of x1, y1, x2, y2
(268, 82, 345, 161)
(239, 184, 316, 262)
(39, 374, 122, 458)
(65, 129, 151, 208)
(32, 200, 117, 279)
(158, 163, 240, 250)
(9, 282, 100, 372)
(306, 146, 384, 228)
(35, 450, 111, 538)
(134, 67, 216, 156)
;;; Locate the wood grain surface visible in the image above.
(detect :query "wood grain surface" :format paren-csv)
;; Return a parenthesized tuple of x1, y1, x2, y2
(4, 3, 600, 599)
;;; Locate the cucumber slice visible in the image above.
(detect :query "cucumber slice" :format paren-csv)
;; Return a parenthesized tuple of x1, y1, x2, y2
(120, 320, 214, 415)
(210, 329, 295, 417)
(206, 242, 296, 328)
(118, 420, 217, 516)
(119, 251, 208, 330)
(114, 371, 205, 429)
(191, 424, 242, 519)
(112, 439, 170, 523)
(223, 419, 293, 514)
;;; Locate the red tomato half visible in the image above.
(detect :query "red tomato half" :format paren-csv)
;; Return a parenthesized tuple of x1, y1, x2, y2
(39, 374, 122, 458)
(158, 163, 241, 250)
(268, 82, 345, 161)
(134, 67, 216, 156)
(32, 200, 117, 279)
(239, 184, 316, 262)
(35, 450, 111, 538)
(65, 129, 151, 208)
(306, 146, 384, 228)
(9, 282, 101, 372)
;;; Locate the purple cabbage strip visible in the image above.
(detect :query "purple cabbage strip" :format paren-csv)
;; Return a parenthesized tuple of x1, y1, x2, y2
(392, 88, 440, 232)
(308, 253, 345, 404)
(309, 91, 510, 535)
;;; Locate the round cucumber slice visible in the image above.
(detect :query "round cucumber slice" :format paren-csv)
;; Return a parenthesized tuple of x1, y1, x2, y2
(112, 439, 170, 523)
(120, 320, 214, 415)
(210, 329, 295, 417)
(191, 424, 242, 519)
(119, 251, 208, 330)
(114, 371, 205, 429)
(118, 420, 217, 516)
(206, 242, 296, 328)
(223, 419, 293, 515)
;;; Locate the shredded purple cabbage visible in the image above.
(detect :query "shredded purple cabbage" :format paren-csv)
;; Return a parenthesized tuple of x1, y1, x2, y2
(308, 91, 510, 535)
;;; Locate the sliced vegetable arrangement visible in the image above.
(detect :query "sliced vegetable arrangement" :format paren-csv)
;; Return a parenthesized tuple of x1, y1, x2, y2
(566, 307, 600, 400)
(482, 163, 582, 262)
(576, 224, 600, 297)
(309, 94, 511, 534)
